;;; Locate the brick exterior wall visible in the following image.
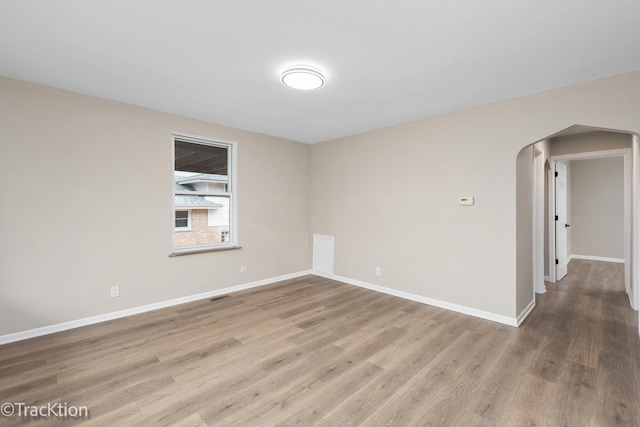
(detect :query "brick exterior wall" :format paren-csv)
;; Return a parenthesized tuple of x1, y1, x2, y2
(175, 209, 229, 248)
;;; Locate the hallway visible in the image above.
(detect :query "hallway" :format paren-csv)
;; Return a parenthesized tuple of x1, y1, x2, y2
(526, 258, 640, 425)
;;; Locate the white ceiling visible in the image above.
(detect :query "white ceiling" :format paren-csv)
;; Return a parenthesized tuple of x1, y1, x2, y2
(1, 1, 640, 144)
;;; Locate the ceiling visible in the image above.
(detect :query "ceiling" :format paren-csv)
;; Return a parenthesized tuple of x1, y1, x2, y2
(1, 1, 640, 144)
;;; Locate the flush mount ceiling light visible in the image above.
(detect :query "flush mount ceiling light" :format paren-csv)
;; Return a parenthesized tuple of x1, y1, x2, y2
(281, 65, 325, 90)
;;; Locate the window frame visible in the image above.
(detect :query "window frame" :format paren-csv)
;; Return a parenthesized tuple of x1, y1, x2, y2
(170, 133, 239, 256)
(174, 209, 191, 231)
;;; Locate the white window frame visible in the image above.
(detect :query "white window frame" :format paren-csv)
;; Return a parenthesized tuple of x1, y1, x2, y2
(175, 209, 191, 231)
(171, 133, 238, 255)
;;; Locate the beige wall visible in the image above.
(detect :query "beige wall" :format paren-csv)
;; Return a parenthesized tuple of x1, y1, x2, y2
(570, 157, 624, 259)
(516, 146, 533, 313)
(311, 70, 640, 319)
(551, 131, 632, 156)
(2, 70, 640, 337)
(0, 76, 311, 336)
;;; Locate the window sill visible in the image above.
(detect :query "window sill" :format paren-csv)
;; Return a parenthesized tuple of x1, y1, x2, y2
(169, 246, 242, 257)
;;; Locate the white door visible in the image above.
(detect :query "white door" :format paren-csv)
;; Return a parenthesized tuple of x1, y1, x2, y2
(555, 162, 569, 281)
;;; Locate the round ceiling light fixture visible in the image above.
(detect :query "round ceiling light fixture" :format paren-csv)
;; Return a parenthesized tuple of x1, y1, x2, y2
(281, 65, 325, 90)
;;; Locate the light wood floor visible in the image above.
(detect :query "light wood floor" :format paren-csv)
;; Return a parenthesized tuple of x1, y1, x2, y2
(1, 259, 639, 426)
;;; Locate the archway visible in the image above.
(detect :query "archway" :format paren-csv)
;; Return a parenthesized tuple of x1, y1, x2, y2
(516, 125, 639, 330)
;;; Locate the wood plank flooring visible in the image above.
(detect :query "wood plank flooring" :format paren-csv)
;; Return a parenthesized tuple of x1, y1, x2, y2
(1, 259, 639, 426)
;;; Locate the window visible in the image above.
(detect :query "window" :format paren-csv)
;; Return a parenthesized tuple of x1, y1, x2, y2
(175, 210, 191, 230)
(173, 134, 236, 253)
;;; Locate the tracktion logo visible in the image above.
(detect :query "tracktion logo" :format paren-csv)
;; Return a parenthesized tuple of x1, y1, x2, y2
(1, 402, 89, 419)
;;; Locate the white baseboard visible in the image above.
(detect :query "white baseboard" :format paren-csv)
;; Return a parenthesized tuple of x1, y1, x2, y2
(314, 270, 518, 327)
(516, 299, 536, 326)
(311, 270, 334, 280)
(0, 270, 313, 345)
(543, 276, 550, 282)
(571, 254, 625, 264)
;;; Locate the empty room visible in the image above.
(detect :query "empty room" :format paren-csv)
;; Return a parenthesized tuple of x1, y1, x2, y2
(1, 1, 640, 426)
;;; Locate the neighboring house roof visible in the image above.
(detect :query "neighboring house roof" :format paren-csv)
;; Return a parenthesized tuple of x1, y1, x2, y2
(174, 175, 225, 209)
(176, 173, 228, 185)
(174, 181, 194, 193)
(175, 195, 223, 209)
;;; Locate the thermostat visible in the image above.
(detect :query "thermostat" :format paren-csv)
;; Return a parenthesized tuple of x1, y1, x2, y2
(459, 196, 474, 206)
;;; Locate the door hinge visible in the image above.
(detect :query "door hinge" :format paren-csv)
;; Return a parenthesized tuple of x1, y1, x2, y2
(555, 259, 559, 265)
(555, 171, 558, 177)
(555, 215, 558, 221)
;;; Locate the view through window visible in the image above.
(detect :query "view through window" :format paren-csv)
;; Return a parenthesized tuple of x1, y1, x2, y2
(173, 136, 233, 251)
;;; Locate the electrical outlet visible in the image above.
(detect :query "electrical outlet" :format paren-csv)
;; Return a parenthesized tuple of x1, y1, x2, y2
(375, 267, 381, 276)
(110, 285, 120, 298)
(240, 266, 248, 273)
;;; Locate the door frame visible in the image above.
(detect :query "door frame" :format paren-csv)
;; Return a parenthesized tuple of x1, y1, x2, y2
(547, 148, 634, 309)
(554, 160, 570, 282)
(533, 146, 545, 294)
(633, 135, 639, 312)
(547, 166, 556, 282)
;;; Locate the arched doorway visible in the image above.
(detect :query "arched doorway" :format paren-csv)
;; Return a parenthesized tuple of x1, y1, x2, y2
(516, 125, 639, 330)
